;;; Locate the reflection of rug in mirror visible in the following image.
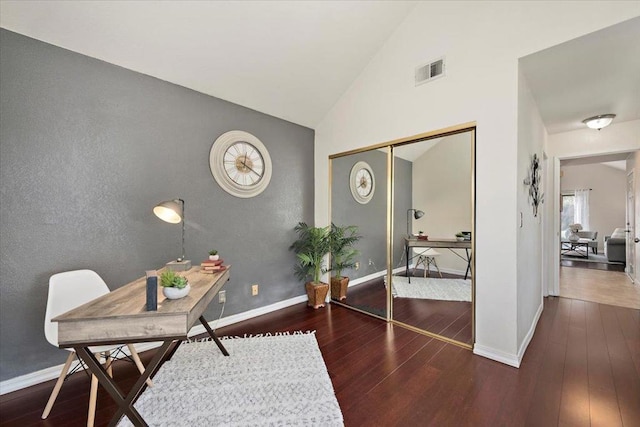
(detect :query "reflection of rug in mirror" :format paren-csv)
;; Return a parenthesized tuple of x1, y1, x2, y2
(118, 333, 343, 427)
(390, 276, 472, 302)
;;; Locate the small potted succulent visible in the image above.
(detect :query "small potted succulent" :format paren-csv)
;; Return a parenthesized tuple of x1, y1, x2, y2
(160, 270, 190, 299)
(208, 250, 219, 261)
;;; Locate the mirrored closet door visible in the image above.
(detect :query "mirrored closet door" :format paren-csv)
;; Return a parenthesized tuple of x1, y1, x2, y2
(390, 129, 475, 347)
(329, 123, 475, 349)
(329, 147, 390, 319)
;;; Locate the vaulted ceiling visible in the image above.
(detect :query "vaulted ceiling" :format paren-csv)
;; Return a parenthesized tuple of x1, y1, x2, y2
(520, 15, 640, 135)
(0, 1, 416, 128)
(1, 2, 638, 133)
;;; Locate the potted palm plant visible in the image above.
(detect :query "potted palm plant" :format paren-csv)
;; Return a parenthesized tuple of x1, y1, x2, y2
(329, 223, 361, 301)
(290, 222, 331, 309)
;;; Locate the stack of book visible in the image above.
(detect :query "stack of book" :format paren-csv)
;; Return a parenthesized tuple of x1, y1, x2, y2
(200, 259, 227, 274)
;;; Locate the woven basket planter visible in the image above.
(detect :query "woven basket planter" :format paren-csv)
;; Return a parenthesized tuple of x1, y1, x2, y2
(330, 276, 349, 301)
(305, 281, 329, 309)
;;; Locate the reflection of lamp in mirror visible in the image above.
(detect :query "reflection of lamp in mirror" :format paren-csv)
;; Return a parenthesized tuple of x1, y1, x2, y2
(406, 208, 425, 237)
(153, 199, 192, 271)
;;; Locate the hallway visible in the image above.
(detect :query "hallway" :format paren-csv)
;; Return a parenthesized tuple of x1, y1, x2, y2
(560, 266, 640, 309)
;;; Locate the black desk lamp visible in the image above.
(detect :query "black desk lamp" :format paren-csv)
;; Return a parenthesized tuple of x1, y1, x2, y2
(406, 208, 424, 238)
(154, 198, 192, 271)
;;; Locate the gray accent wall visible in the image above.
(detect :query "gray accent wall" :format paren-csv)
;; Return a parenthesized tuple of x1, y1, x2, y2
(0, 29, 314, 381)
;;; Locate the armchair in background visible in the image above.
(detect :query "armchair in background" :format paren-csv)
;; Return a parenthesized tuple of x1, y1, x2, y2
(576, 230, 598, 254)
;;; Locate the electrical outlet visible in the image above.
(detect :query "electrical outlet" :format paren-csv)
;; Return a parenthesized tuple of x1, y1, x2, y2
(354, 262, 360, 270)
(218, 290, 226, 304)
(251, 284, 259, 296)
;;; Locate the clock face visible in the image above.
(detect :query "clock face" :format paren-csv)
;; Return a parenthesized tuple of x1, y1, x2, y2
(223, 141, 265, 187)
(355, 168, 373, 197)
(349, 161, 375, 204)
(210, 131, 272, 198)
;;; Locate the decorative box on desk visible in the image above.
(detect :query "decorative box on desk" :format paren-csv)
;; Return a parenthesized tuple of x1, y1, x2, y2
(166, 259, 192, 271)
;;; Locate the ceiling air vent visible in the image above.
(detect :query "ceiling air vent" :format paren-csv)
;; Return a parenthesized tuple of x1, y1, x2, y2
(415, 57, 445, 86)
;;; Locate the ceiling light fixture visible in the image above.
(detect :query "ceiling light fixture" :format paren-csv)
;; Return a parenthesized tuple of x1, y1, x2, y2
(582, 114, 616, 130)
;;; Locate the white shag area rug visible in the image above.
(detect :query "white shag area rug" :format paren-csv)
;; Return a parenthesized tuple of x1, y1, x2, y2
(390, 276, 472, 302)
(119, 332, 343, 427)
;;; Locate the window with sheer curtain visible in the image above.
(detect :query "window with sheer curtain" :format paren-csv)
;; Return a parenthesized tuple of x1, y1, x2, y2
(561, 190, 590, 235)
(574, 189, 590, 230)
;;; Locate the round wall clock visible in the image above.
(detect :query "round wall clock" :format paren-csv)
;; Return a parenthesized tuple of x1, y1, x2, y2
(209, 130, 272, 198)
(349, 161, 375, 204)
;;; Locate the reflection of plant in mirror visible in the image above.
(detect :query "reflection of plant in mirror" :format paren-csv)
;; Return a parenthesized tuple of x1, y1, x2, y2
(329, 224, 361, 279)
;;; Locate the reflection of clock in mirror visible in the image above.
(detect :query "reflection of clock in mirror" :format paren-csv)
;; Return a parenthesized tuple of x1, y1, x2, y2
(210, 130, 272, 198)
(349, 161, 375, 204)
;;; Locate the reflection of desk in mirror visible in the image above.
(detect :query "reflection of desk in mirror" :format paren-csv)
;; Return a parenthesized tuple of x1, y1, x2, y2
(405, 238, 472, 282)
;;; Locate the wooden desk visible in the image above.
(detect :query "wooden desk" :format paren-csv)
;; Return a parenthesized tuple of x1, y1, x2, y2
(53, 266, 230, 426)
(405, 238, 472, 282)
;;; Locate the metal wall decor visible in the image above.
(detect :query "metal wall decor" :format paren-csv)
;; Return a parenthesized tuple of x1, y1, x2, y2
(523, 153, 544, 217)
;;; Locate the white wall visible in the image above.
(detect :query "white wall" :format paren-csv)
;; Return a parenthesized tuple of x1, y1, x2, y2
(560, 163, 627, 250)
(315, 1, 639, 366)
(547, 120, 640, 159)
(516, 69, 546, 354)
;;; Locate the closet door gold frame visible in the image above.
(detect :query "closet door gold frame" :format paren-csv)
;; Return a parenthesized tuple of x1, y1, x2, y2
(329, 122, 476, 350)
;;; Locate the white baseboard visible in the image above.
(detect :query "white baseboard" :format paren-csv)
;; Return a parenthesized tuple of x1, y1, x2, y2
(0, 293, 308, 395)
(348, 266, 406, 287)
(516, 300, 544, 365)
(473, 344, 520, 368)
(473, 301, 543, 369)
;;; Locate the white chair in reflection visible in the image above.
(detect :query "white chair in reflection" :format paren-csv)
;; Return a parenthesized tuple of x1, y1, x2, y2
(42, 269, 151, 427)
(413, 248, 442, 278)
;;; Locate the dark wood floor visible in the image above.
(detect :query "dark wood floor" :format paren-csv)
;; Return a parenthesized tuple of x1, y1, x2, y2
(337, 270, 472, 345)
(1, 296, 638, 426)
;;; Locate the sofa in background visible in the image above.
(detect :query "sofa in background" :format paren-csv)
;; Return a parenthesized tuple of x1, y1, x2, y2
(605, 228, 626, 263)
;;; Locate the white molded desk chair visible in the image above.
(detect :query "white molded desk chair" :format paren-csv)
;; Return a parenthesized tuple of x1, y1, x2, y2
(413, 248, 442, 278)
(42, 270, 151, 427)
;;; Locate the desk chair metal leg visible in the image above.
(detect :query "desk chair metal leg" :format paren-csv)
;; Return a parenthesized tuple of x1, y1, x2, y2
(425, 257, 442, 278)
(414, 256, 423, 277)
(41, 352, 75, 419)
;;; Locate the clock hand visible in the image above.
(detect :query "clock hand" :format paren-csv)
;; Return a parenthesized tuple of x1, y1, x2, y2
(240, 158, 263, 178)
